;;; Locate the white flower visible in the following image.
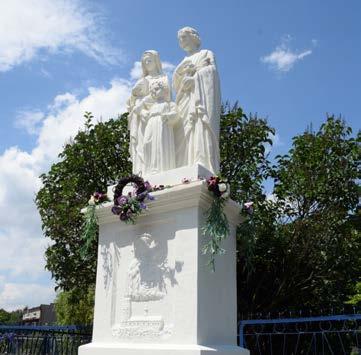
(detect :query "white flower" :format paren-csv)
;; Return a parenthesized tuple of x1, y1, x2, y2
(244, 201, 254, 209)
(222, 191, 230, 199)
(88, 196, 96, 205)
(218, 183, 227, 192)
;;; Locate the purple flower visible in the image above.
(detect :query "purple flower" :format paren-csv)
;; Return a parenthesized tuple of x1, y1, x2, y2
(93, 192, 102, 199)
(111, 206, 122, 215)
(140, 202, 147, 209)
(147, 194, 155, 201)
(117, 195, 128, 205)
(93, 192, 107, 203)
(119, 212, 128, 221)
(144, 181, 152, 191)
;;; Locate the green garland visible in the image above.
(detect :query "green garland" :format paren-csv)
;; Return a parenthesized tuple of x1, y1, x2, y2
(201, 176, 230, 271)
(80, 204, 98, 259)
(80, 192, 109, 258)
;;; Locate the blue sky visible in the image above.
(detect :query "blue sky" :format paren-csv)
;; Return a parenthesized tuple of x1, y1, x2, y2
(0, 0, 360, 310)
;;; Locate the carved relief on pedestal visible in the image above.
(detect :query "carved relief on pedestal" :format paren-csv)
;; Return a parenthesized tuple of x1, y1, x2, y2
(112, 233, 182, 340)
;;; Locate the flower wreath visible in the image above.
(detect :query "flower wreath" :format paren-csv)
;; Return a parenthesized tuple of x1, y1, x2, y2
(111, 175, 153, 223)
(80, 174, 253, 270)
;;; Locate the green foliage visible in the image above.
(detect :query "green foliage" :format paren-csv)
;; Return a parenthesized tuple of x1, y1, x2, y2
(220, 103, 274, 203)
(347, 282, 361, 305)
(0, 309, 10, 323)
(55, 286, 95, 325)
(37, 105, 361, 317)
(0, 308, 23, 324)
(80, 205, 98, 259)
(237, 116, 361, 313)
(7, 309, 23, 324)
(36, 112, 131, 291)
(202, 196, 230, 271)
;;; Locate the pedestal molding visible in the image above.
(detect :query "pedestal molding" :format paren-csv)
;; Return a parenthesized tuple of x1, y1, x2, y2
(97, 180, 242, 226)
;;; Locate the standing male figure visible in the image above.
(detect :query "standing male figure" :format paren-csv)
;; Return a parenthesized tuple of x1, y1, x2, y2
(173, 27, 221, 174)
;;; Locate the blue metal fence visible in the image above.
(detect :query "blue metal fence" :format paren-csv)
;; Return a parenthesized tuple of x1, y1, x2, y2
(0, 325, 91, 355)
(239, 313, 361, 354)
(2, 315, 361, 354)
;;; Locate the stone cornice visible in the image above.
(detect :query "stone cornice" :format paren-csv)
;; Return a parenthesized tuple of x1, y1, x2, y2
(95, 180, 243, 226)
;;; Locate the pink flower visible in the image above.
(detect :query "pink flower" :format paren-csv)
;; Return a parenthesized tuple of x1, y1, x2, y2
(144, 181, 152, 191)
(244, 202, 254, 209)
(244, 201, 254, 215)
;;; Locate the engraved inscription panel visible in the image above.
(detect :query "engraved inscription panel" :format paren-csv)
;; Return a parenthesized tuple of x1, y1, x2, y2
(112, 230, 182, 340)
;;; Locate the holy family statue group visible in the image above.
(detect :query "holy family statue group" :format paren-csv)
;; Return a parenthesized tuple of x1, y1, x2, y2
(127, 27, 221, 176)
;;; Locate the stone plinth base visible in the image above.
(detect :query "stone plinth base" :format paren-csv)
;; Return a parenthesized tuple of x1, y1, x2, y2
(79, 343, 249, 355)
(80, 166, 248, 355)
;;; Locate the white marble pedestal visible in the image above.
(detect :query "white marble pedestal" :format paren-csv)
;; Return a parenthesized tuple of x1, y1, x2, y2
(79, 170, 249, 355)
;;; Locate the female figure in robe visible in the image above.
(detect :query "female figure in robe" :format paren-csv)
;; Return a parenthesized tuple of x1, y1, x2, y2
(127, 50, 171, 175)
(173, 27, 221, 174)
(133, 80, 178, 175)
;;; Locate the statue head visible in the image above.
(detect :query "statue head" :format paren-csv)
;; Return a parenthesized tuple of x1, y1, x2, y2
(141, 50, 163, 77)
(177, 27, 201, 53)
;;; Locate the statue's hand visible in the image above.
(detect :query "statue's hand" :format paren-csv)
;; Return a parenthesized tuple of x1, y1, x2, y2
(189, 111, 197, 124)
(182, 76, 194, 92)
(201, 115, 211, 125)
(201, 57, 211, 67)
(184, 63, 196, 76)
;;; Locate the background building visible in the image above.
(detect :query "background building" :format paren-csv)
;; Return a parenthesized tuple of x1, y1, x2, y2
(22, 304, 56, 325)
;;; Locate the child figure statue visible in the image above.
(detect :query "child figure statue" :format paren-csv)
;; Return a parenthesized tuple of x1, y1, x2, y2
(134, 80, 178, 175)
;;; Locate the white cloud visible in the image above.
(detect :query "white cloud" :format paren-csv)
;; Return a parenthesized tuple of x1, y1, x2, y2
(0, 78, 132, 311)
(0, 282, 56, 311)
(162, 62, 176, 78)
(33, 79, 131, 161)
(15, 110, 45, 135)
(130, 61, 143, 81)
(0, 0, 122, 72)
(130, 61, 176, 81)
(264, 132, 283, 155)
(261, 35, 313, 72)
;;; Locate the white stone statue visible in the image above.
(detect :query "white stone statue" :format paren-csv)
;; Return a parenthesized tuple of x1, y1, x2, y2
(127, 50, 171, 175)
(173, 27, 221, 174)
(133, 80, 178, 175)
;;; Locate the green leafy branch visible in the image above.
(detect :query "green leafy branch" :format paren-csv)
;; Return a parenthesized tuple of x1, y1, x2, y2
(202, 196, 230, 271)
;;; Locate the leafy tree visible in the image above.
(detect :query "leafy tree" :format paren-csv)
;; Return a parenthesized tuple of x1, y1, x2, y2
(37, 107, 360, 319)
(0, 309, 23, 324)
(0, 309, 10, 324)
(220, 103, 274, 203)
(36, 112, 131, 293)
(7, 309, 23, 324)
(237, 116, 361, 313)
(55, 286, 94, 325)
(37, 106, 273, 294)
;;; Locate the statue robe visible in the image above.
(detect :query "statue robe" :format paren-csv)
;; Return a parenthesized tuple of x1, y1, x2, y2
(127, 74, 170, 175)
(142, 101, 177, 175)
(173, 49, 221, 174)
